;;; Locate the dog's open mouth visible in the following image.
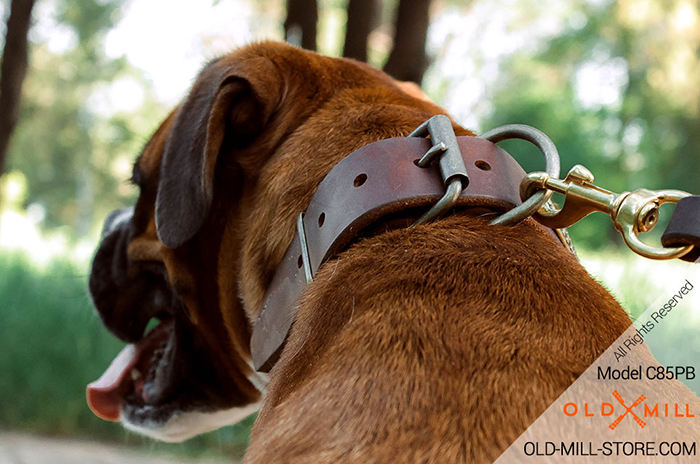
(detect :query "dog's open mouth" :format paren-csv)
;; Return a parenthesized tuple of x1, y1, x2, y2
(87, 225, 261, 439)
(87, 317, 182, 422)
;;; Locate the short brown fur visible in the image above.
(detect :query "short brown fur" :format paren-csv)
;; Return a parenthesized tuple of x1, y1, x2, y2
(120, 42, 637, 462)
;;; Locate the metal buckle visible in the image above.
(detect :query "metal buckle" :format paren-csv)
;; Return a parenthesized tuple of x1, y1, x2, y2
(409, 115, 469, 225)
(521, 165, 694, 260)
(297, 213, 313, 283)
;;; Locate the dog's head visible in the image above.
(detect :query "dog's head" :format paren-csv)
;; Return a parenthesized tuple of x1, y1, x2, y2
(87, 41, 467, 441)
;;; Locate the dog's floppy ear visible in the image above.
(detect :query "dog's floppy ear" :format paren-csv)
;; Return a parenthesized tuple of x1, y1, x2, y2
(155, 57, 283, 248)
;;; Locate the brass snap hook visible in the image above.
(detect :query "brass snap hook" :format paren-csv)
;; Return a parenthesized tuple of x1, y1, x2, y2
(614, 189, 693, 260)
(521, 165, 694, 260)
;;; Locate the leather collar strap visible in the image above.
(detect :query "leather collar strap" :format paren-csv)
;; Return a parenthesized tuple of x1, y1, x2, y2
(250, 136, 562, 372)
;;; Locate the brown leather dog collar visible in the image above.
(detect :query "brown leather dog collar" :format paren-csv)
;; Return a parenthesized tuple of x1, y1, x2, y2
(250, 122, 570, 372)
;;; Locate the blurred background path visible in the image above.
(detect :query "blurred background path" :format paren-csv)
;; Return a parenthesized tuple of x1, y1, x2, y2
(0, 432, 233, 464)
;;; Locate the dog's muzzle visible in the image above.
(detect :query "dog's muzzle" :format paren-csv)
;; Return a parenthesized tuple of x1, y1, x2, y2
(87, 205, 260, 437)
(89, 206, 176, 342)
(87, 206, 187, 422)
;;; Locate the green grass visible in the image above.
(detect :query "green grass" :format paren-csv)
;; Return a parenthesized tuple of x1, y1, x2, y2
(0, 251, 254, 460)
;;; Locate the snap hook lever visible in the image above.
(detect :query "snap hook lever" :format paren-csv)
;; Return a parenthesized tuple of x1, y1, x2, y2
(521, 165, 694, 260)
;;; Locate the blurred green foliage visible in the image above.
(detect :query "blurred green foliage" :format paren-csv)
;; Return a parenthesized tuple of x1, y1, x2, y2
(482, 0, 700, 248)
(7, 0, 167, 237)
(0, 253, 120, 436)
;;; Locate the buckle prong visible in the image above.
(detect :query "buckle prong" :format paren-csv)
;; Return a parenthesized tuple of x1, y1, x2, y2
(417, 142, 447, 167)
(409, 115, 469, 225)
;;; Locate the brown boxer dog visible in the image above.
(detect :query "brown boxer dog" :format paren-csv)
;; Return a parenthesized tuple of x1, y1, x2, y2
(87, 41, 634, 461)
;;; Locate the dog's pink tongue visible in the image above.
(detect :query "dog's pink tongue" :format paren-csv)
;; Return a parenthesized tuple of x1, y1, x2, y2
(86, 344, 138, 421)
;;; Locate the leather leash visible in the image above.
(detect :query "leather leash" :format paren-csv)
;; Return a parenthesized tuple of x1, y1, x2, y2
(250, 131, 567, 372)
(662, 196, 700, 263)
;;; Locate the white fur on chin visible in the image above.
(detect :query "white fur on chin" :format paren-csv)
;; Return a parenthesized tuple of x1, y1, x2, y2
(122, 402, 261, 442)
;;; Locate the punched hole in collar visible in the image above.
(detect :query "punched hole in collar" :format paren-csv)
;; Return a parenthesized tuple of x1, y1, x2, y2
(475, 160, 491, 171)
(318, 212, 325, 227)
(298, 255, 303, 269)
(354, 173, 368, 187)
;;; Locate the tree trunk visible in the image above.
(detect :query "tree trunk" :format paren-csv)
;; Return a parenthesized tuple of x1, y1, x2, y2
(0, 0, 35, 180)
(343, 0, 380, 63)
(383, 0, 432, 84)
(285, 0, 318, 51)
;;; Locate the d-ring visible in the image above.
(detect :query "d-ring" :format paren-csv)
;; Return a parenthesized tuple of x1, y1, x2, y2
(478, 125, 561, 226)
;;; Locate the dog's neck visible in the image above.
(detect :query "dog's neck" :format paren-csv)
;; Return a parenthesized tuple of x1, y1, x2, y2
(244, 214, 630, 462)
(249, 133, 573, 372)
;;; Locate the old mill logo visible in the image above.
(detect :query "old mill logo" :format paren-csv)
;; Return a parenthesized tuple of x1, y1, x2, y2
(609, 391, 646, 430)
(563, 390, 694, 430)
